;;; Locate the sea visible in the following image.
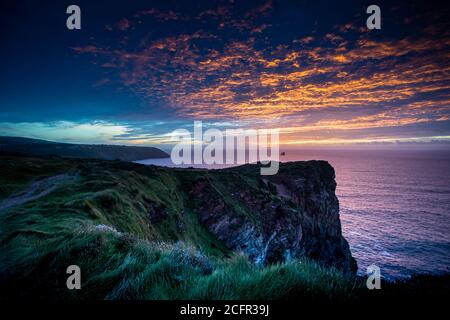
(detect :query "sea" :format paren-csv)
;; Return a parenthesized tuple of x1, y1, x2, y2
(136, 148, 450, 279)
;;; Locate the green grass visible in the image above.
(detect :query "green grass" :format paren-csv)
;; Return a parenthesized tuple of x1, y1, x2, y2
(0, 155, 448, 301)
(0, 155, 76, 200)
(0, 225, 363, 300)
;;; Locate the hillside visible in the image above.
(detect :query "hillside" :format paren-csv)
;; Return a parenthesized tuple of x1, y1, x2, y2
(0, 155, 448, 301)
(0, 136, 169, 161)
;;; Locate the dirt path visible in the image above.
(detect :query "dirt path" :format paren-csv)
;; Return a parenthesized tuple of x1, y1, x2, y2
(0, 174, 76, 211)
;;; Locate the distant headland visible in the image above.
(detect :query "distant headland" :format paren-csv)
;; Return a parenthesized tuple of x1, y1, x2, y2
(0, 136, 169, 161)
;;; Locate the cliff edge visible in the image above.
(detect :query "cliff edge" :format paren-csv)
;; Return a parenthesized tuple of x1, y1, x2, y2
(0, 155, 357, 300)
(189, 161, 357, 275)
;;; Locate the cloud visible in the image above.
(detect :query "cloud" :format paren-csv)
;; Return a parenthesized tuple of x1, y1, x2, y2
(0, 121, 132, 144)
(117, 18, 130, 31)
(137, 8, 183, 21)
(71, 1, 450, 145)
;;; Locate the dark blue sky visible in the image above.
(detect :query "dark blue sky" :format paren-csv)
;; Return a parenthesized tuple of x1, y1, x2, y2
(0, 0, 449, 146)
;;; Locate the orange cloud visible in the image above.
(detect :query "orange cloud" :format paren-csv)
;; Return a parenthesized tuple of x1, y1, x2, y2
(72, 2, 450, 145)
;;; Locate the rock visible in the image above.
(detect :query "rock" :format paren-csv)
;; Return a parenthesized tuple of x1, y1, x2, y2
(187, 161, 357, 275)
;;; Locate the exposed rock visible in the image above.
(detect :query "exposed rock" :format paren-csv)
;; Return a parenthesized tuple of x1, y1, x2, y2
(187, 161, 357, 275)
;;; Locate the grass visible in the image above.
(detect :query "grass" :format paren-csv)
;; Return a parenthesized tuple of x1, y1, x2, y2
(0, 155, 76, 200)
(0, 155, 448, 301)
(0, 225, 363, 300)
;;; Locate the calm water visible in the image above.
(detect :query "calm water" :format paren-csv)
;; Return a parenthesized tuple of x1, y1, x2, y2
(137, 149, 450, 279)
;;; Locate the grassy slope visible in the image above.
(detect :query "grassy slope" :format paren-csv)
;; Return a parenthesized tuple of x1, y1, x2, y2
(0, 155, 448, 301)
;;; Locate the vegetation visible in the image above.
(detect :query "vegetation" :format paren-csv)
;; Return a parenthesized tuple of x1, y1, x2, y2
(0, 155, 448, 301)
(0, 136, 169, 161)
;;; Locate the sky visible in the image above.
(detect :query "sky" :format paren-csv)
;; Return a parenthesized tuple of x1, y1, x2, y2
(0, 0, 449, 147)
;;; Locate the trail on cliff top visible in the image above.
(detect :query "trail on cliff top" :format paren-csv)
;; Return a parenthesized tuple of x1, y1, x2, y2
(0, 173, 76, 211)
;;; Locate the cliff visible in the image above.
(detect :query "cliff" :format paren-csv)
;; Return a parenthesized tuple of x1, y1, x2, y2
(189, 161, 356, 274)
(0, 155, 357, 299)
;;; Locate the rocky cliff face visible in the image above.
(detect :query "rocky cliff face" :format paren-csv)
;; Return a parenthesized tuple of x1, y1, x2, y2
(186, 161, 357, 275)
(0, 155, 357, 277)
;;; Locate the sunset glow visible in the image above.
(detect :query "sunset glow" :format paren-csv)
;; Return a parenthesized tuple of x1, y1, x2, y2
(1, 0, 449, 146)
